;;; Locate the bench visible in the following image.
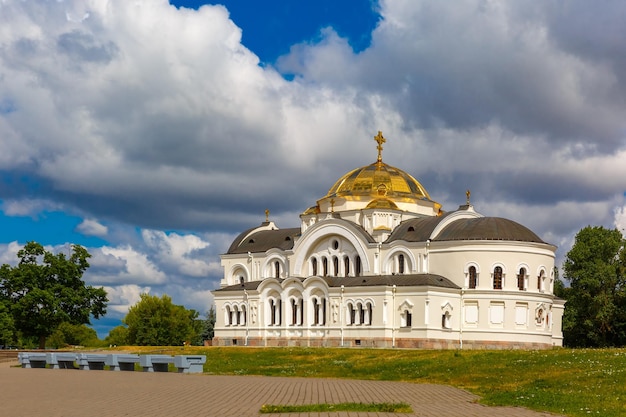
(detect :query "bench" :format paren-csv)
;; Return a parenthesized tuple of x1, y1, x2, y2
(77, 353, 108, 370)
(54, 353, 78, 369)
(105, 354, 140, 371)
(20, 352, 47, 369)
(174, 355, 206, 374)
(139, 355, 175, 372)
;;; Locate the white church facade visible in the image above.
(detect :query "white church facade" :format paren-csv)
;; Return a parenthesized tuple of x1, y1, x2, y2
(212, 132, 565, 349)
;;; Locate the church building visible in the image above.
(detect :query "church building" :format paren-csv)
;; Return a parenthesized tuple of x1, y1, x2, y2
(212, 132, 564, 349)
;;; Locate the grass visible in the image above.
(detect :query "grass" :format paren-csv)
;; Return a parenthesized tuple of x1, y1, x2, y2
(118, 346, 626, 417)
(259, 402, 412, 413)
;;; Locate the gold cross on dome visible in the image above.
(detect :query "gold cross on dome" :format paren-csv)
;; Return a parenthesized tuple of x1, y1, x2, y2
(374, 131, 386, 163)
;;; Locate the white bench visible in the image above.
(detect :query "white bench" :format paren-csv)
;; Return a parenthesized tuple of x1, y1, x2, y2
(77, 353, 107, 370)
(105, 354, 140, 371)
(20, 352, 47, 369)
(174, 355, 206, 374)
(139, 354, 175, 372)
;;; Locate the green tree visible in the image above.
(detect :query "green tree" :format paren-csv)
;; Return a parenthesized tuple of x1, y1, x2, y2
(0, 242, 108, 348)
(105, 325, 129, 346)
(47, 322, 100, 348)
(562, 226, 626, 347)
(124, 294, 199, 346)
(0, 300, 16, 347)
(201, 306, 216, 342)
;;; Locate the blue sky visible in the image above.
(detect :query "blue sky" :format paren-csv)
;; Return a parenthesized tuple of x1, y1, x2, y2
(1, 0, 626, 338)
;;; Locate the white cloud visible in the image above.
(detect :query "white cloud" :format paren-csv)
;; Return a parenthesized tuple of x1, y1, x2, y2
(141, 229, 211, 277)
(614, 204, 626, 233)
(76, 218, 108, 237)
(88, 245, 167, 285)
(102, 284, 150, 316)
(0, 241, 23, 265)
(0, 199, 63, 217)
(3, 0, 626, 332)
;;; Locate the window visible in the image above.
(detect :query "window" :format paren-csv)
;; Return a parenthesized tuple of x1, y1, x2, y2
(333, 256, 339, 276)
(355, 256, 362, 277)
(274, 261, 280, 279)
(493, 266, 503, 290)
(323, 257, 328, 277)
(367, 302, 373, 325)
(240, 306, 247, 326)
(225, 306, 232, 326)
(358, 303, 365, 325)
(269, 299, 281, 326)
(538, 271, 545, 291)
(442, 312, 451, 329)
(291, 299, 298, 325)
(402, 310, 412, 327)
(348, 303, 356, 325)
(398, 254, 405, 274)
(313, 298, 326, 325)
(468, 266, 477, 289)
(517, 268, 526, 290)
(311, 258, 318, 276)
(344, 256, 350, 277)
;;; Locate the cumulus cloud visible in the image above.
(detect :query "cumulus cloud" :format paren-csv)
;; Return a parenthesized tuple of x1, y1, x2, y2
(76, 218, 108, 237)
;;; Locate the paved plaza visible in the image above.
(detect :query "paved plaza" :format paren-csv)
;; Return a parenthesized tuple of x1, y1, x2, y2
(0, 360, 562, 416)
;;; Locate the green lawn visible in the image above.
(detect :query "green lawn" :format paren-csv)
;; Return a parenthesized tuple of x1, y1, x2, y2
(127, 346, 626, 417)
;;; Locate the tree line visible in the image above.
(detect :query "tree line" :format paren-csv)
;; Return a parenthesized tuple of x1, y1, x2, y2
(0, 241, 215, 349)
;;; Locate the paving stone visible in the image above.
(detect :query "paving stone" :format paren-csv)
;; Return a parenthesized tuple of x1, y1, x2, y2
(0, 361, 563, 416)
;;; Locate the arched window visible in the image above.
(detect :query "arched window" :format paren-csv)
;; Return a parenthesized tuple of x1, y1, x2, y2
(355, 256, 362, 277)
(398, 254, 405, 274)
(442, 311, 451, 329)
(313, 298, 326, 325)
(269, 298, 281, 326)
(538, 270, 545, 291)
(225, 306, 232, 326)
(333, 256, 339, 276)
(344, 256, 350, 277)
(367, 302, 373, 325)
(240, 305, 247, 326)
(274, 261, 280, 279)
(291, 299, 298, 325)
(358, 303, 365, 325)
(469, 266, 477, 289)
(493, 266, 503, 290)
(518, 268, 526, 290)
(311, 258, 318, 276)
(347, 303, 356, 325)
(401, 309, 412, 327)
(323, 257, 328, 277)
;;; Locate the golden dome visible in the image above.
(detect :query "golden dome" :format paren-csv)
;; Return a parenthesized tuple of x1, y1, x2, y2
(325, 161, 433, 202)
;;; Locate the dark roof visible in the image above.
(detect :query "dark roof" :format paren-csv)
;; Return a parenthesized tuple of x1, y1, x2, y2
(227, 227, 300, 254)
(387, 212, 546, 244)
(387, 214, 449, 242)
(213, 274, 459, 292)
(322, 274, 459, 289)
(434, 217, 545, 243)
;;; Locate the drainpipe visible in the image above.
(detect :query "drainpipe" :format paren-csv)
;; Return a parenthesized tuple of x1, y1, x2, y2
(392, 284, 397, 348)
(244, 289, 249, 346)
(459, 288, 465, 350)
(340, 285, 344, 347)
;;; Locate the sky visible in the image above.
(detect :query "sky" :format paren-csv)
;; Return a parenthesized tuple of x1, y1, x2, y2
(1, 0, 626, 338)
